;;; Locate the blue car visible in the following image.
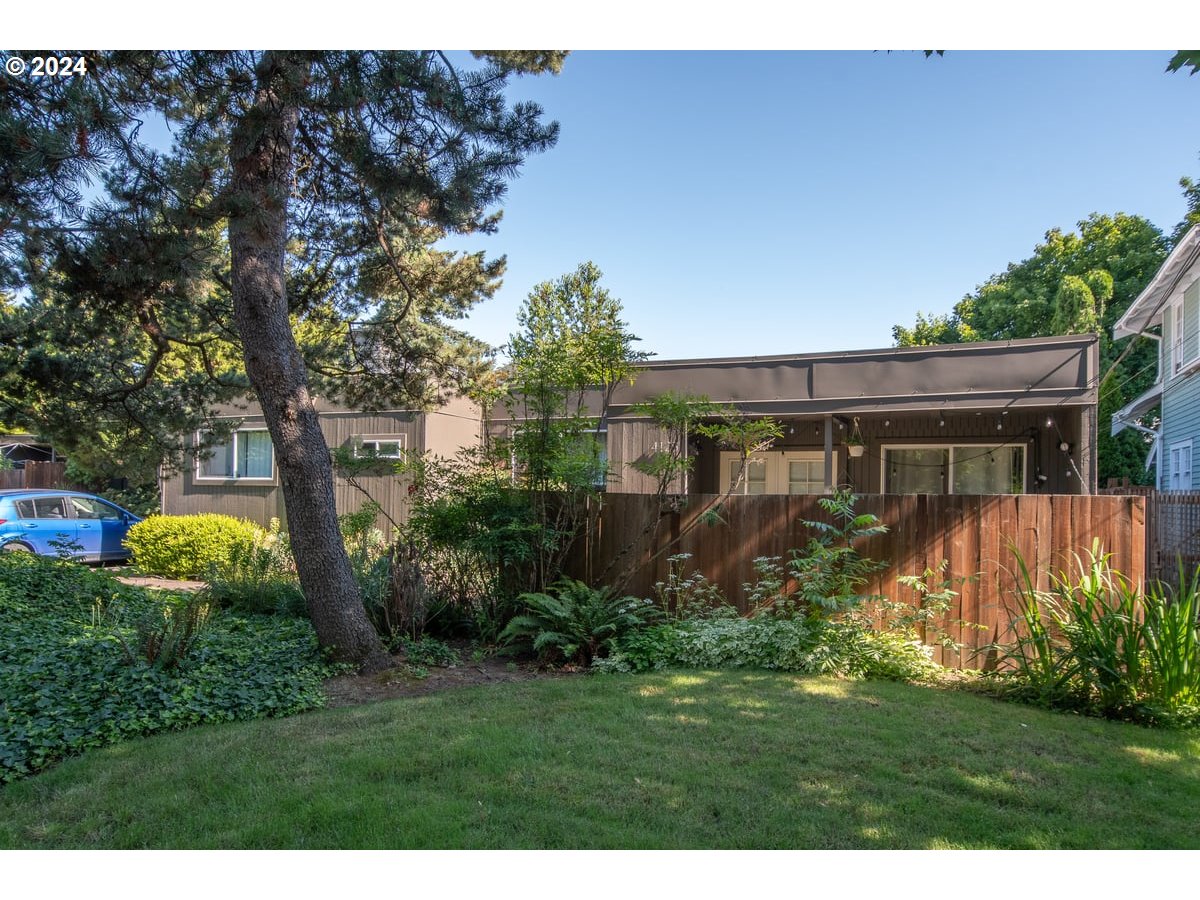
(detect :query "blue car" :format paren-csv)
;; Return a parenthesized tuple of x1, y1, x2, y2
(0, 490, 142, 562)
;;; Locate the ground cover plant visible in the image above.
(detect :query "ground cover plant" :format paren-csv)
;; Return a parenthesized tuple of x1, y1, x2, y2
(0, 554, 332, 783)
(1, 672, 1198, 849)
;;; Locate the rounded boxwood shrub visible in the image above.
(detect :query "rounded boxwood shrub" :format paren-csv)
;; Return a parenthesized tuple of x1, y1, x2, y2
(125, 514, 266, 580)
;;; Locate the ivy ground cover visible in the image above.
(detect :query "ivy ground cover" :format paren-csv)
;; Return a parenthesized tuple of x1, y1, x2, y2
(0, 554, 331, 783)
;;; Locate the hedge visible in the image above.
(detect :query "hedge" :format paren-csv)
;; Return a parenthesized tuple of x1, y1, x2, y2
(124, 514, 265, 580)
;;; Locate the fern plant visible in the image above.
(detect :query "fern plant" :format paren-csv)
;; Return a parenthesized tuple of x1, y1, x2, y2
(500, 579, 661, 666)
(112, 593, 214, 671)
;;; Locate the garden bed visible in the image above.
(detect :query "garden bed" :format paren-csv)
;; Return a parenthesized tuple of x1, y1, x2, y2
(323, 644, 560, 707)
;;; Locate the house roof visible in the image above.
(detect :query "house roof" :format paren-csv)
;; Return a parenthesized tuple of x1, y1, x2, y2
(492, 334, 1099, 422)
(1113, 225, 1200, 339)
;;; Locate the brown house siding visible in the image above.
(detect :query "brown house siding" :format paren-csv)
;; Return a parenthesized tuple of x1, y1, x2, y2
(161, 406, 452, 528)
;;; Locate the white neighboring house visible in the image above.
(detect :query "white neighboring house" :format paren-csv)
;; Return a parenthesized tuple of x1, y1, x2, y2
(1112, 225, 1200, 490)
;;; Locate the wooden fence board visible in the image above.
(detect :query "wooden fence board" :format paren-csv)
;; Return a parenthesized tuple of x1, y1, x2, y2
(569, 492, 1146, 669)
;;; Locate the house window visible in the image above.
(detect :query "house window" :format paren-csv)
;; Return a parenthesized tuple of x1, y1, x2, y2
(509, 426, 607, 488)
(883, 444, 1026, 495)
(952, 446, 1025, 494)
(728, 457, 768, 495)
(719, 451, 829, 495)
(1170, 282, 1200, 378)
(196, 429, 274, 481)
(354, 435, 407, 458)
(1168, 440, 1192, 491)
(1175, 302, 1185, 374)
(591, 429, 608, 489)
(884, 448, 947, 494)
(787, 460, 825, 496)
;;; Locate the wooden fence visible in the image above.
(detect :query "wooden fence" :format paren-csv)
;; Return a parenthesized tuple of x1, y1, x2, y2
(1096, 483, 1200, 586)
(0, 461, 72, 490)
(568, 492, 1146, 668)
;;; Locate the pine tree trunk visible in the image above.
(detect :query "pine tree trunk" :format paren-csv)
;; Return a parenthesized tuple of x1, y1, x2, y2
(226, 52, 390, 672)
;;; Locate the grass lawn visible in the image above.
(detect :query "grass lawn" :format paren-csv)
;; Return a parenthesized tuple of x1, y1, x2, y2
(1, 671, 1197, 849)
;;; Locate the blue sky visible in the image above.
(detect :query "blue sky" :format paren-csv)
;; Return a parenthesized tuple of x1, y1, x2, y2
(442, 51, 1200, 361)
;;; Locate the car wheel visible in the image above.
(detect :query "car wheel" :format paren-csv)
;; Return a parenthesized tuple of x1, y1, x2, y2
(2, 542, 33, 553)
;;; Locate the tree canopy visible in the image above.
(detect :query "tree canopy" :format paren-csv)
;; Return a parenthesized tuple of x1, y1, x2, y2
(893, 212, 1170, 485)
(0, 51, 566, 666)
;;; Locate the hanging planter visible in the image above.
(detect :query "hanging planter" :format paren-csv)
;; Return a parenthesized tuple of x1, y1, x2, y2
(846, 417, 866, 457)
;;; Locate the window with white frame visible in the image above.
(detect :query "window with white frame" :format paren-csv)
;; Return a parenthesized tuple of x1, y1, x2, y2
(1175, 302, 1185, 374)
(719, 451, 829, 495)
(354, 435, 407, 458)
(1168, 440, 1192, 491)
(196, 428, 274, 480)
(883, 444, 1025, 495)
(1170, 281, 1200, 378)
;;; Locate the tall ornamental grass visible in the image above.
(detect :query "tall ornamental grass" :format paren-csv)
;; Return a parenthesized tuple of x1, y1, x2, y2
(996, 541, 1200, 726)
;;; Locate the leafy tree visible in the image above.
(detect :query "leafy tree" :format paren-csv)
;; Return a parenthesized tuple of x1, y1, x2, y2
(891, 310, 975, 347)
(1173, 164, 1200, 245)
(893, 213, 1168, 485)
(1167, 52, 1200, 76)
(0, 51, 565, 668)
(505, 262, 648, 589)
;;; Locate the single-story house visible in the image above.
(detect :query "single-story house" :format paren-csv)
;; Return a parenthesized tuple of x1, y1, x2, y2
(1111, 224, 1200, 489)
(494, 334, 1100, 497)
(160, 394, 480, 526)
(166, 334, 1099, 528)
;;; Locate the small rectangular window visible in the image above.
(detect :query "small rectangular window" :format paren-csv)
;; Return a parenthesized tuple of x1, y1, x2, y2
(787, 458, 825, 494)
(885, 448, 947, 494)
(728, 457, 768, 494)
(354, 435, 407, 459)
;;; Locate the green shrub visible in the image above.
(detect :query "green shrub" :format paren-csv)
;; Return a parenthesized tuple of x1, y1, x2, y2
(125, 514, 265, 580)
(395, 634, 459, 667)
(0, 553, 333, 784)
(205, 519, 306, 616)
(501, 578, 661, 666)
(672, 617, 815, 670)
(730, 491, 889, 622)
(595, 623, 688, 672)
(802, 621, 941, 681)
